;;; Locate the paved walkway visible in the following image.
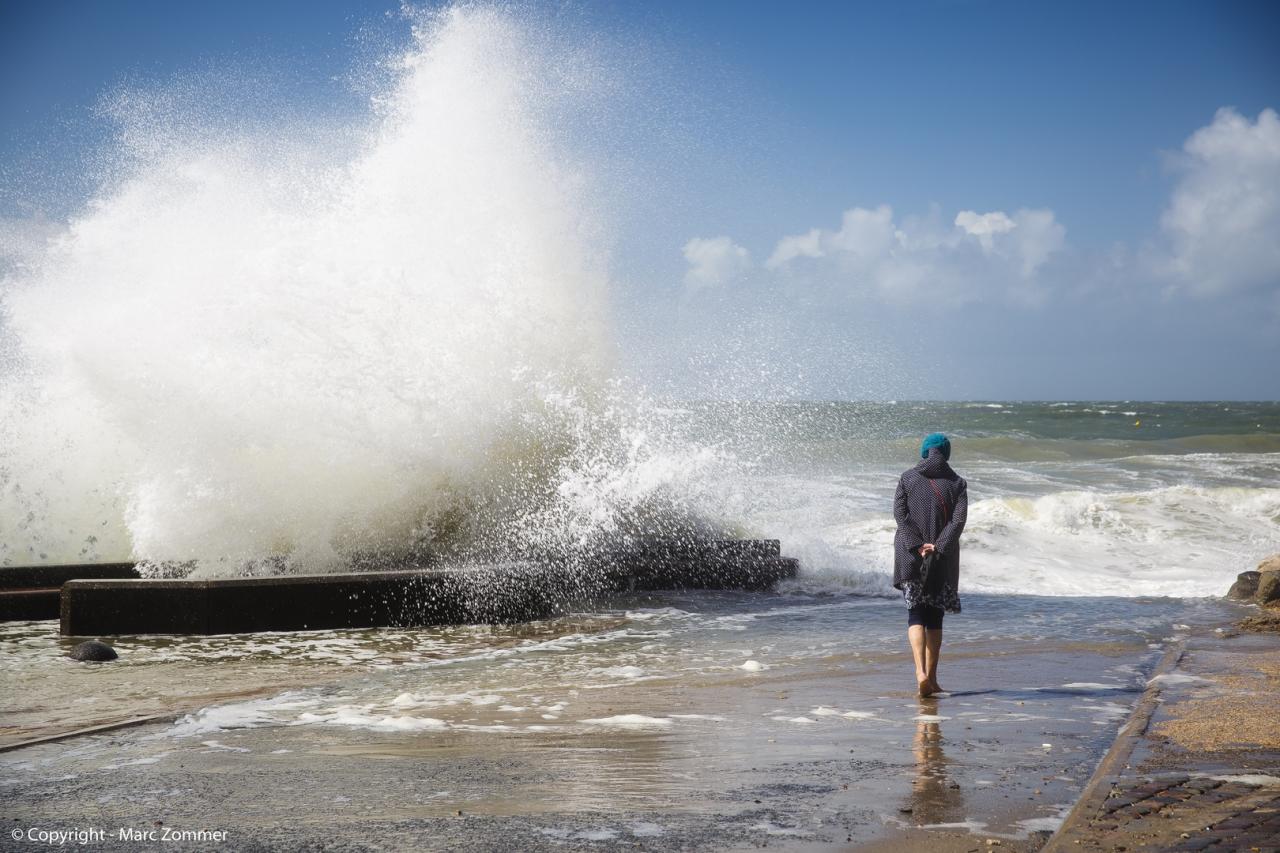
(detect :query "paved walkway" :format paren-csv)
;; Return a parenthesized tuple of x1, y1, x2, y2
(1045, 620, 1280, 853)
(1081, 773, 1280, 851)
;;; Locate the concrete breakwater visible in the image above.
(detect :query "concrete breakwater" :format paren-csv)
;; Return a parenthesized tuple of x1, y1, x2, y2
(3, 540, 796, 635)
(0, 562, 139, 622)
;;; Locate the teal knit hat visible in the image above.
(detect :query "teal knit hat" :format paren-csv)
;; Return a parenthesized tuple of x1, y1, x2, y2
(921, 432, 951, 460)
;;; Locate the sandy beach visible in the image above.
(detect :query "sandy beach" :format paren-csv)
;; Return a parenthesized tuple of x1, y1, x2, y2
(1042, 606, 1280, 853)
(1, 590, 1254, 851)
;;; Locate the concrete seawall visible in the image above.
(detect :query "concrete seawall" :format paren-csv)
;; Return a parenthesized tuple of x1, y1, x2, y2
(0, 562, 139, 621)
(46, 540, 796, 636)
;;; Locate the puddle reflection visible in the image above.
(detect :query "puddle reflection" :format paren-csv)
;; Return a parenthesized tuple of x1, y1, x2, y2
(906, 696, 964, 825)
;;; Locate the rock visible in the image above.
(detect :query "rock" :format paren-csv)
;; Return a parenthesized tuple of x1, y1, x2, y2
(1238, 609, 1280, 634)
(1227, 571, 1261, 600)
(1257, 554, 1280, 574)
(68, 640, 117, 662)
(1256, 571, 1280, 606)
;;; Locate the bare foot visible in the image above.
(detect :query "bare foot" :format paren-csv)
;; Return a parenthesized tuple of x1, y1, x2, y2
(917, 680, 936, 698)
(927, 679, 944, 695)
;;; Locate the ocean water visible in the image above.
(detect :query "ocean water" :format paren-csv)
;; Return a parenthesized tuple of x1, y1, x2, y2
(1, 5, 1275, 597)
(693, 399, 1280, 599)
(0, 7, 1276, 840)
(12, 396, 1269, 843)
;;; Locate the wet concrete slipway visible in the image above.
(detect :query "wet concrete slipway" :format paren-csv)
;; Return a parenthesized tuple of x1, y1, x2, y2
(0, 589, 1241, 852)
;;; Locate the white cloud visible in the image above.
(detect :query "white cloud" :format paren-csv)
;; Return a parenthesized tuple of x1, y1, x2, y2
(765, 204, 1065, 305)
(693, 106, 1274, 314)
(765, 228, 823, 268)
(827, 205, 897, 258)
(682, 236, 751, 288)
(956, 208, 1064, 275)
(1006, 208, 1067, 276)
(954, 210, 1016, 250)
(1155, 107, 1280, 296)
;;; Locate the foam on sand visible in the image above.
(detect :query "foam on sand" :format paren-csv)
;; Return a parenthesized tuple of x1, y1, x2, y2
(295, 710, 449, 732)
(1148, 673, 1211, 686)
(1207, 774, 1280, 786)
(166, 694, 321, 736)
(841, 710, 878, 719)
(579, 714, 673, 729)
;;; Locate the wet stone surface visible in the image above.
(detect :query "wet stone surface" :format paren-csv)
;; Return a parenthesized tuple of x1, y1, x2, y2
(1, 594, 1243, 851)
(1074, 774, 1280, 852)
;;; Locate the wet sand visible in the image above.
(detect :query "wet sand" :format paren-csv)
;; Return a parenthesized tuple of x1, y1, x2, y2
(0, 618, 625, 750)
(1042, 617, 1280, 852)
(3, 592, 1228, 851)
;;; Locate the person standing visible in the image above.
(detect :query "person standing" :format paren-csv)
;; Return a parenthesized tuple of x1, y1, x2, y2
(893, 433, 968, 697)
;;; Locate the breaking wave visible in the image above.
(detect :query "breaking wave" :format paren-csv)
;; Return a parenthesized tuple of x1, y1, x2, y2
(772, 480, 1280, 599)
(0, 6, 723, 575)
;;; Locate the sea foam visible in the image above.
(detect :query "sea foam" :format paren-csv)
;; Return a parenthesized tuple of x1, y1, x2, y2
(0, 6, 717, 574)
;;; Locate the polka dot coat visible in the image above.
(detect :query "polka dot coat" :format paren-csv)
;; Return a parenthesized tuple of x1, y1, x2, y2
(893, 448, 968, 612)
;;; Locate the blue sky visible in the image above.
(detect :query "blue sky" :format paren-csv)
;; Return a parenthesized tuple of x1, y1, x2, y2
(2, 0, 1279, 399)
(4, 1, 1275, 243)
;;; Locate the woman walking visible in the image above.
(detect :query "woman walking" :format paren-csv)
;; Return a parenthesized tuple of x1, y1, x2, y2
(893, 433, 968, 697)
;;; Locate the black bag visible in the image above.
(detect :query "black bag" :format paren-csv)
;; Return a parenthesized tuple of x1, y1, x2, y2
(920, 550, 945, 596)
(920, 477, 950, 596)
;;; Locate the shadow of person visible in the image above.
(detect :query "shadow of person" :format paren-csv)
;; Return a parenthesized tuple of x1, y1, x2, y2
(903, 696, 965, 826)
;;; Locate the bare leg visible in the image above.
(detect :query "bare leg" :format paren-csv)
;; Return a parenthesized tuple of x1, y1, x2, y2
(908, 625, 932, 696)
(924, 628, 943, 692)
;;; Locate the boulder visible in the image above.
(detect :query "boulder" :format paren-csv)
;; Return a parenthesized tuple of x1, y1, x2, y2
(68, 640, 117, 662)
(1239, 608, 1280, 633)
(1257, 554, 1280, 574)
(1227, 571, 1261, 600)
(1256, 571, 1280, 606)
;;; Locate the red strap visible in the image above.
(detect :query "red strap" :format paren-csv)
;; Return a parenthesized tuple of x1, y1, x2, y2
(927, 478, 950, 524)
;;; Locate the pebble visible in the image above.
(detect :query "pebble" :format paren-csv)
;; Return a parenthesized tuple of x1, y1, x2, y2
(68, 640, 117, 662)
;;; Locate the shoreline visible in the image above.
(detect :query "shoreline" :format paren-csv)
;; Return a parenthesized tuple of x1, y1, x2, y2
(1041, 604, 1280, 852)
(1, 590, 1226, 852)
(856, 598, 1280, 852)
